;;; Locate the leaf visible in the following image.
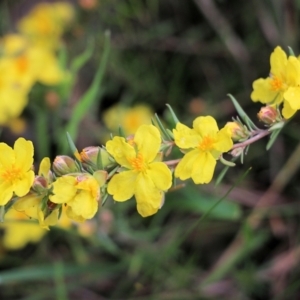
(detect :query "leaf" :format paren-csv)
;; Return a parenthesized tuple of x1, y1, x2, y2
(165, 103, 180, 125)
(61, 31, 111, 152)
(70, 39, 94, 74)
(266, 128, 282, 150)
(228, 94, 259, 131)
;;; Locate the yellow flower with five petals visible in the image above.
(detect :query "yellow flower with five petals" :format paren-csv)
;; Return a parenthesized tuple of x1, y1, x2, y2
(106, 124, 172, 217)
(250, 46, 300, 119)
(49, 173, 103, 222)
(173, 116, 232, 184)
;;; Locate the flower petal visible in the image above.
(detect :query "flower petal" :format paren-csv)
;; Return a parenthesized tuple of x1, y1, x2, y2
(251, 78, 281, 104)
(270, 46, 287, 77)
(174, 149, 199, 180)
(107, 170, 137, 201)
(284, 87, 300, 110)
(0, 143, 14, 168)
(193, 116, 219, 137)
(213, 127, 233, 152)
(286, 56, 300, 86)
(39, 157, 51, 178)
(14, 170, 35, 197)
(173, 122, 200, 149)
(147, 162, 172, 191)
(50, 176, 77, 203)
(68, 191, 98, 219)
(134, 125, 161, 162)
(106, 136, 135, 169)
(282, 100, 297, 119)
(191, 152, 216, 184)
(135, 173, 162, 217)
(14, 138, 34, 171)
(0, 181, 14, 205)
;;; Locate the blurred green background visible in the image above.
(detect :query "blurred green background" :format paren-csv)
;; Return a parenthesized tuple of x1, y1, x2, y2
(1, 0, 300, 299)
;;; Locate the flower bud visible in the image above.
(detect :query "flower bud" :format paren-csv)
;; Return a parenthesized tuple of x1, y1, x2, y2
(230, 147, 245, 157)
(257, 106, 280, 125)
(224, 121, 249, 142)
(32, 176, 48, 193)
(53, 155, 79, 176)
(80, 147, 111, 169)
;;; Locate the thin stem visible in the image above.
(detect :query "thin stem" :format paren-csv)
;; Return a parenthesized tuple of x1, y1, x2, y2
(232, 129, 270, 149)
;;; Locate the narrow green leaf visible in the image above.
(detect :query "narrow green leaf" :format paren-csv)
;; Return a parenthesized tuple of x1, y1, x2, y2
(66, 132, 79, 155)
(62, 31, 111, 152)
(153, 114, 169, 140)
(268, 121, 285, 131)
(266, 128, 282, 150)
(165, 103, 180, 125)
(70, 39, 94, 74)
(288, 46, 295, 56)
(227, 94, 258, 131)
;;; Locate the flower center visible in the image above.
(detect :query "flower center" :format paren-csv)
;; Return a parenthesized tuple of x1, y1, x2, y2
(270, 75, 283, 91)
(15, 55, 29, 74)
(130, 152, 146, 172)
(1, 165, 22, 183)
(199, 136, 214, 151)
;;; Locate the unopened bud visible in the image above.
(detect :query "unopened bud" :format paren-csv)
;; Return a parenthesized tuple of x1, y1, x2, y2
(53, 155, 79, 176)
(231, 147, 245, 157)
(80, 146, 111, 169)
(257, 106, 280, 125)
(224, 122, 249, 142)
(32, 176, 48, 193)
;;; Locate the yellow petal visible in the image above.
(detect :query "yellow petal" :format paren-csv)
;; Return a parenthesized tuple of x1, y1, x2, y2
(193, 116, 219, 137)
(135, 173, 162, 217)
(270, 46, 287, 77)
(106, 136, 135, 169)
(175, 149, 199, 180)
(14, 138, 34, 171)
(282, 100, 297, 119)
(66, 206, 86, 222)
(0, 181, 14, 205)
(191, 152, 216, 184)
(107, 170, 137, 201)
(134, 125, 161, 162)
(173, 122, 200, 149)
(147, 162, 172, 191)
(0, 143, 14, 168)
(251, 78, 282, 104)
(286, 56, 300, 86)
(213, 127, 233, 152)
(14, 170, 35, 197)
(50, 176, 77, 203)
(68, 191, 98, 219)
(39, 157, 51, 177)
(284, 87, 300, 110)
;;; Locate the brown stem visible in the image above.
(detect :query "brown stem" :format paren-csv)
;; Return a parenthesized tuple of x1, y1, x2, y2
(232, 129, 271, 149)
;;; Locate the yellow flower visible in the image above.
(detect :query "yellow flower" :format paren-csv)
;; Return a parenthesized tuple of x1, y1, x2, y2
(106, 124, 172, 217)
(0, 55, 29, 125)
(0, 209, 46, 250)
(17, 2, 74, 49)
(250, 46, 300, 119)
(49, 173, 102, 222)
(103, 104, 153, 136)
(14, 157, 59, 229)
(173, 116, 233, 184)
(1, 34, 65, 89)
(0, 138, 34, 205)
